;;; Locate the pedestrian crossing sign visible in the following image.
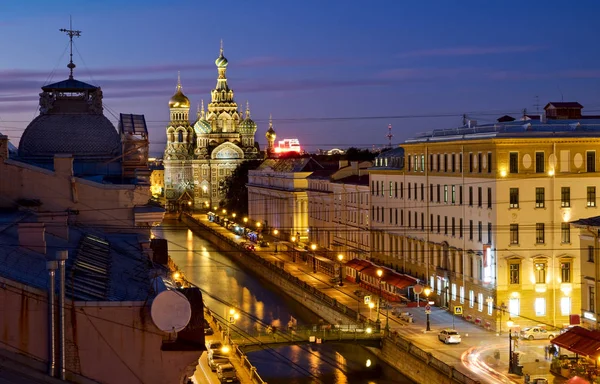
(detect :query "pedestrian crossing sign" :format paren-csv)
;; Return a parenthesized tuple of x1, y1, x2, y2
(364, 296, 371, 304)
(454, 306, 463, 315)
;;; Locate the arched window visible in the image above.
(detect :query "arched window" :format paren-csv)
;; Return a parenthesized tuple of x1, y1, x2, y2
(178, 131, 184, 143)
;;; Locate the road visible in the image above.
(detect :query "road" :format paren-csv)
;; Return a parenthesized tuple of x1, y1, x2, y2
(195, 214, 565, 384)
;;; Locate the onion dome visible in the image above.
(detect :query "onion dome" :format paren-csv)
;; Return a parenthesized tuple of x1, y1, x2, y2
(194, 119, 211, 134)
(169, 72, 190, 108)
(239, 101, 257, 134)
(215, 40, 228, 68)
(266, 113, 276, 141)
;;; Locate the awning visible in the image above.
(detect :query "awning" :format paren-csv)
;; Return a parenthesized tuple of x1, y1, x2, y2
(383, 273, 418, 289)
(552, 326, 600, 359)
(345, 258, 372, 272)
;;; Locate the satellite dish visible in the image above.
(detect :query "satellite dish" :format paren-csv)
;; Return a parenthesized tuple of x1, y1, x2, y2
(150, 289, 192, 333)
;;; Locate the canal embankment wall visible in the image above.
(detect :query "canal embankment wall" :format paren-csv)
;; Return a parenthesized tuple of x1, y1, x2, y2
(182, 214, 481, 384)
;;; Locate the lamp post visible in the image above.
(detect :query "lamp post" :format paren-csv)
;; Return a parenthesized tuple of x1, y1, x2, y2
(507, 318, 514, 374)
(424, 286, 432, 332)
(337, 254, 344, 286)
(227, 308, 240, 343)
(369, 302, 375, 322)
(291, 236, 297, 262)
(376, 269, 383, 330)
(311, 244, 317, 273)
(273, 229, 279, 253)
(499, 302, 507, 335)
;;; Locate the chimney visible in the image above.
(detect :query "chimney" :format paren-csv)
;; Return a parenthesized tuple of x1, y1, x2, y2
(18, 222, 46, 254)
(338, 160, 349, 169)
(53, 154, 74, 177)
(351, 161, 359, 174)
(38, 212, 69, 240)
(540, 111, 547, 123)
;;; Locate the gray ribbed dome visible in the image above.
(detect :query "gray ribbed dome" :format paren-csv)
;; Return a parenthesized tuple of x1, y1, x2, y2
(19, 114, 121, 159)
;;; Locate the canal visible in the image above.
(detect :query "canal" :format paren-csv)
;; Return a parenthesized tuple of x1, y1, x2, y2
(155, 220, 412, 384)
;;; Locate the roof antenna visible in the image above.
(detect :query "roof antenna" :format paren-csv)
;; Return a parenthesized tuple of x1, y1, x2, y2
(386, 124, 394, 148)
(557, 85, 564, 102)
(59, 16, 81, 80)
(534, 95, 540, 113)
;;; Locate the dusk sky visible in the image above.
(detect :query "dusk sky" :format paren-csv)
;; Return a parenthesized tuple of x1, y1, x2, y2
(1, 0, 600, 156)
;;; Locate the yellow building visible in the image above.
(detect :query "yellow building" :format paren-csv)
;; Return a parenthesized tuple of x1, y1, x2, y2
(371, 103, 600, 330)
(149, 158, 165, 202)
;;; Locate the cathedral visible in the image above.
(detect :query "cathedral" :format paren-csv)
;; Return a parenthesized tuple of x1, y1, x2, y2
(163, 43, 275, 210)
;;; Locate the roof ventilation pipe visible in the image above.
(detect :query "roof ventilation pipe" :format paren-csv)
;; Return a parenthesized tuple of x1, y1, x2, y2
(46, 260, 58, 378)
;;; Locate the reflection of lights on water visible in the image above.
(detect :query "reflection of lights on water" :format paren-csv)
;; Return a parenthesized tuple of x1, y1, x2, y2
(365, 359, 372, 367)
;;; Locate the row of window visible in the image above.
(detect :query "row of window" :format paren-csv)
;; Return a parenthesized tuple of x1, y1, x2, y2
(509, 151, 596, 173)
(371, 181, 493, 208)
(510, 186, 596, 208)
(406, 152, 494, 174)
(508, 223, 571, 244)
(508, 260, 571, 285)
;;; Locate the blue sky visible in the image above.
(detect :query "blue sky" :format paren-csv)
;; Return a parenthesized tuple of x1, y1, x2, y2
(1, 0, 600, 156)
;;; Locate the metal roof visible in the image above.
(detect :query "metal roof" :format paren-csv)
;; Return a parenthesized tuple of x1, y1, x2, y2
(41, 78, 97, 91)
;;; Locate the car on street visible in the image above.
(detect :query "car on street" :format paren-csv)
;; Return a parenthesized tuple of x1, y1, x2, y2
(208, 353, 230, 372)
(216, 363, 238, 383)
(520, 326, 557, 340)
(244, 243, 255, 251)
(206, 340, 224, 353)
(438, 329, 461, 344)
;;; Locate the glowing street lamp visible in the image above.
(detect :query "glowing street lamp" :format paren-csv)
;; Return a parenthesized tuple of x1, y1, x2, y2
(256, 222, 261, 228)
(232, 213, 236, 219)
(376, 269, 383, 329)
(311, 244, 317, 273)
(227, 308, 240, 341)
(337, 254, 344, 286)
(424, 286, 432, 331)
(273, 229, 279, 253)
(507, 318, 515, 374)
(290, 236, 298, 262)
(222, 209, 227, 214)
(369, 302, 375, 320)
(243, 217, 248, 224)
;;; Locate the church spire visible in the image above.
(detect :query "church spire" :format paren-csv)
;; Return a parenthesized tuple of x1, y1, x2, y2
(269, 113, 273, 129)
(200, 99, 205, 119)
(246, 101, 251, 119)
(177, 71, 182, 91)
(59, 17, 81, 80)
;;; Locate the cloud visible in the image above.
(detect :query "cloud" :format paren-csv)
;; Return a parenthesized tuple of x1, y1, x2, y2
(376, 67, 479, 80)
(398, 45, 545, 58)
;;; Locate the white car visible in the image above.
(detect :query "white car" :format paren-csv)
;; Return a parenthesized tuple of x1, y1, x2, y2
(438, 329, 461, 344)
(520, 326, 556, 340)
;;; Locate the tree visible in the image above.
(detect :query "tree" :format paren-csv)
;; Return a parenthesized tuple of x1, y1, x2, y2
(221, 160, 262, 215)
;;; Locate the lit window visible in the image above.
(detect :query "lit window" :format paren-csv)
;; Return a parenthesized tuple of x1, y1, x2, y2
(535, 187, 545, 208)
(561, 297, 571, 316)
(509, 263, 520, 284)
(509, 297, 520, 316)
(536, 223, 545, 244)
(487, 297, 493, 315)
(510, 224, 519, 244)
(561, 223, 570, 243)
(469, 290, 474, 308)
(561, 261, 571, 283)
(451, 284, 456, 301)
(509, 188, 519, 208)
(534, 298, 546, 316)
(478, 293, 483, 312)
(460, 286, 465, 304)
(535, 262, 546, 284)
(588, 186, 596, 207)
(561, 187, 570, 207)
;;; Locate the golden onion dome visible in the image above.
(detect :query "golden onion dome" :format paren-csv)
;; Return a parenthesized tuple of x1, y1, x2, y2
(266, 126, 276, 141)
(169, 90, 190, 109)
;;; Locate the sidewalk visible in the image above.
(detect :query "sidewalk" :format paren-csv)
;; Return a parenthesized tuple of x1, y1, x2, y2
(195, 214, 565, 384)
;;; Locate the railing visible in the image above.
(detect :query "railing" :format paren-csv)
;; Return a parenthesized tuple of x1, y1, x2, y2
(386, 331, 480, 384)
(190, 214, 480, 384)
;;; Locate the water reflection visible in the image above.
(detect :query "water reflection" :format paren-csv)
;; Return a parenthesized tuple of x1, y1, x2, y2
(155, 220, 413, 384)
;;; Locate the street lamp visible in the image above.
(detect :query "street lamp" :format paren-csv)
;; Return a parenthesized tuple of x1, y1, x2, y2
(337, 254, 344, 286)
(291, 236, 298, 262)
(222, 209, 227, 214)
(424, 286, 432, 331)
(376, 269, 383, 329)
(368, 302, 375, 321)
(311, 244, 317, 273)
(243, 217, 248, 224)
(232, 213, 236, 219)
(499, 302, 507, 335)
(227, 308, 240, 342)
(507, 318, 514, 374)
(273, 229, 279, 253)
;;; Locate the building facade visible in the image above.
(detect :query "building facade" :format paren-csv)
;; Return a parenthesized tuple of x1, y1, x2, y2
(571, 216, 600, 329)
(307, 161, 372, 260)
(164, 44, 260, 211)
(370, 105, 600, 330)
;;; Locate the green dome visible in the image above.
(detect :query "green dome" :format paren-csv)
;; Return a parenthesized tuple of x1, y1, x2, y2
(194, 119, 211, 134)
(215, 53, 228, 68)
(239, 117, 257, 134)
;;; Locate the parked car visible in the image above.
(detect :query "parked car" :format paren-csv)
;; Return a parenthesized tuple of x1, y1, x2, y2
(205, 340, 224, 353)
(520, 326, 556, 340)
(259, 240, 269, 247)
(216, 363, 238, 383)
(438, 329, 461, 344)
(208, 354, 230, 372)
(244, 243, 255, 251)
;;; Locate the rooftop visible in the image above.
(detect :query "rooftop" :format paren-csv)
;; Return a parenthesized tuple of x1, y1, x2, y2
(405, 118, 600, 144)
(0, 211, 155, 302)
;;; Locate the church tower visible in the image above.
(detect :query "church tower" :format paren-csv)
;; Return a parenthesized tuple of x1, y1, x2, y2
(239, 101, 258, 148)
(163, 73, 194, 209)
(265, 113, 276, 158)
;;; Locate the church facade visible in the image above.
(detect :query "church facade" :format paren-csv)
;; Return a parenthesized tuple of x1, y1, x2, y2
(163, 45, 264, 210)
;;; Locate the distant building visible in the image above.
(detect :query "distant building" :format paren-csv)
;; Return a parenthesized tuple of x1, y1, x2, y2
(273, 138, 302, 155)
(163, 43, 261, 211)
